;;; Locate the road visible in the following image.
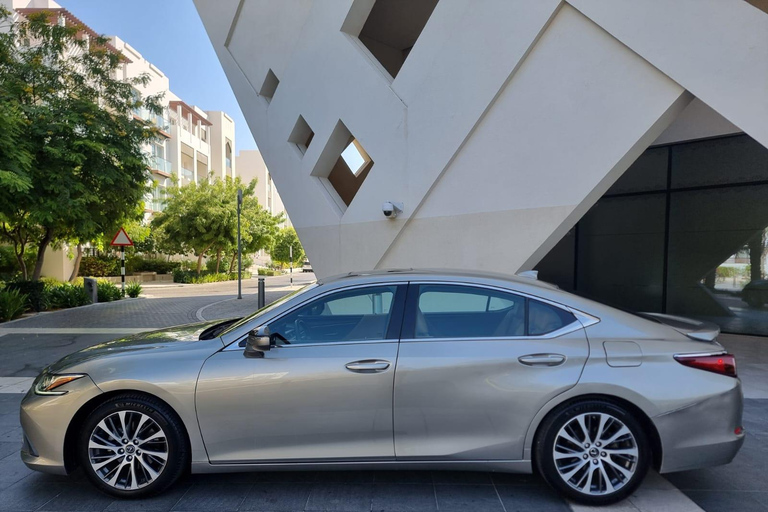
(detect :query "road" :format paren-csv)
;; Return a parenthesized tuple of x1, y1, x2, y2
(0, 272, 316, 377)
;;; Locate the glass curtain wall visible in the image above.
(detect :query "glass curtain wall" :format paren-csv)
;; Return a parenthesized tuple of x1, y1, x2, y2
(536, 134, 768, 336)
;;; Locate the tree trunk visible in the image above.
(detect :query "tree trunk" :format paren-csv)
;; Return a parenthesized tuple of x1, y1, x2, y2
(215, 248, 222, 273)
(13, 242, 27, 281)
(196, 242, 215, 274)
(228, 252, 237, 274)
(31, 227, 53, 281)
(69, 243, 83, 282)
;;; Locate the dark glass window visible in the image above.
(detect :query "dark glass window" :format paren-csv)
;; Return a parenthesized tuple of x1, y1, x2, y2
(414, 285, 525, 339)
(528, 300, 577, 336)
(413, 285, 575, 339)
(535, 133, 768, 337)
(268, 286, 398, 344)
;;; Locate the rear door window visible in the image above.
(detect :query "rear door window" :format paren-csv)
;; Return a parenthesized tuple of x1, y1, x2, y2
(407, 284, 578, 339)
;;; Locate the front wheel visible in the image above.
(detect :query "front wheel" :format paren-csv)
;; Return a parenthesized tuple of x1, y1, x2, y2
(535, 400, 650, 506)
(78, 394, 188, 498)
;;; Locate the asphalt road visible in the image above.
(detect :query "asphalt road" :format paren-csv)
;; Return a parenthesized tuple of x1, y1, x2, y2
(0, 272, 316, 377)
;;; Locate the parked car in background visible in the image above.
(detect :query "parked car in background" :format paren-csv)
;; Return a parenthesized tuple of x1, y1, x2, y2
(302, 259, 313, 273)
(20, 269, 743, 505)
(742, 279, 768, 307)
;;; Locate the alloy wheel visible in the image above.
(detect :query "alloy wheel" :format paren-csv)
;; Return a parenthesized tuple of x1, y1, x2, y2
(88, 410, 168, 490)
(552, 412, 639, 495)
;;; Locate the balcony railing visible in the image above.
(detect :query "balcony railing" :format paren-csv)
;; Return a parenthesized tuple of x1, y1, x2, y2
(182, 168, 194, 182)
(150, 156, 172, 175)
(133, 107, 171, 134)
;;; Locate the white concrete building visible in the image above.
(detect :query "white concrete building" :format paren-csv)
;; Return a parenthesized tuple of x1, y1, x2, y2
(197, 0, 768, 338)
(236, 150, 290, 226)
(110, 36, 236, 215)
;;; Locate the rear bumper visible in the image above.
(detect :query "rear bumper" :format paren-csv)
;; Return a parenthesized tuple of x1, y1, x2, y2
(656, 381, 745, 473)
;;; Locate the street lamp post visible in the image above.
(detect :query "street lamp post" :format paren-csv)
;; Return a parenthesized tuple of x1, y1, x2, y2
(237, 188, 242, 300)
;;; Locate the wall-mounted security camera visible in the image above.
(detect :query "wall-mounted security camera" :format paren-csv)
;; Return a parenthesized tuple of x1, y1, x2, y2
(382, 201, 403, 219)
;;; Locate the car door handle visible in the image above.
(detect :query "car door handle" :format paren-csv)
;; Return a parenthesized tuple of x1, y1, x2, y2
(518, 354, 566, 367)
(345, 360, 391, 373)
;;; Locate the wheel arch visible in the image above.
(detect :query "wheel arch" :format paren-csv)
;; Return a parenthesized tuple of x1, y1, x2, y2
(529, 393, 663, 472)
(63, 389, 192, 474)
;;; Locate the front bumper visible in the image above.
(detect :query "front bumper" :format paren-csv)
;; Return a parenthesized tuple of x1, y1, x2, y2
(20, 375, 102, 475)
(656, 380, 745, 473)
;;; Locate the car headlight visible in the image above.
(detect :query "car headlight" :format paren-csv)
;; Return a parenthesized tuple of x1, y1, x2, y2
(34, 373, 86, 395)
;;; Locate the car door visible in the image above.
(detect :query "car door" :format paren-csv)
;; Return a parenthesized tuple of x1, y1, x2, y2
(393, 282, 589, 461)
(196, 283, 406, 463)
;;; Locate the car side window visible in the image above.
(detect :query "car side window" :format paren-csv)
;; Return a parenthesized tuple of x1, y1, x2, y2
(414, 285, 525, 339)
(528, 299, 577, 335)
(267, 285, 399, 345)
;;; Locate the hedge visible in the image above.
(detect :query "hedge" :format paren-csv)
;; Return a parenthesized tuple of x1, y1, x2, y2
(173, 270, 252, 284)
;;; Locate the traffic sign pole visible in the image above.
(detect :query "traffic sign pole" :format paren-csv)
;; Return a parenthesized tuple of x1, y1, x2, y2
(110, 227, 133, 297)
(289, 245, 293, 288)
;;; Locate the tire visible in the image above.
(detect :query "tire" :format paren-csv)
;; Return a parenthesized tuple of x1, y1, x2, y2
(535, 399, 650, 506)
(78, 394, 188, 498)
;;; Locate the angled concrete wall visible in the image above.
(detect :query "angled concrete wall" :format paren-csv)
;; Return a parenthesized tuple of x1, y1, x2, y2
(195, 0, 768, 278)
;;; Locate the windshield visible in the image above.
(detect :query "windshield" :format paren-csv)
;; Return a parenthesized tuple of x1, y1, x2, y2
(220, 283, 319, 336)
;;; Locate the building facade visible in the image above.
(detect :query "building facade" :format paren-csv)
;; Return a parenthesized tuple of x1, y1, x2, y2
(197, 0, 768, 337)
(5, 0, 238, 279)
(236, 150, 290, 226)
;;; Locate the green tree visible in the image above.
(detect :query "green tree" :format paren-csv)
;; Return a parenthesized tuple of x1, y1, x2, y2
(0, 7, 161, 279)
(271, 227, 305, 268)
(153, 176, 281, 274)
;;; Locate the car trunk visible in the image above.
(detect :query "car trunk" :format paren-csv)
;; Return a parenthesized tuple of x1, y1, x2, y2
(639, 313, 721, 342)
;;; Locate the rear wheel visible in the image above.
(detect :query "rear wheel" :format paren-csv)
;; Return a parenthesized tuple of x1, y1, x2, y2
(78, 394, 188, 498)
(535, 400, 650, 506)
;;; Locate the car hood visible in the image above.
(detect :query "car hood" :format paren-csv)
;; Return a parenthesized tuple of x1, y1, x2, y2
(48, 320, 224, 373)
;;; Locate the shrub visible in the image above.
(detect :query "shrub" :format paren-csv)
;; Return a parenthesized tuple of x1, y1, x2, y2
(5, 280, 47, 312)
(173, 270, 251, 284)
(40, 276, 63, 287)
(96, 279, 123, 302)
(125, 281, 142, 298)
(80, 255, 121, 277)
(47, 283, 91, 309)
(126, 256, 180, 275)
(257, 268, 279, 276)
(0, 288, 28, 322)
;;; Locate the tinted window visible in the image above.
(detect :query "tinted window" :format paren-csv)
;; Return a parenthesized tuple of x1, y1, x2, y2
(414, 285, 525, 338)
(268, 286, 398, 345)
(528, 299, 576, 335)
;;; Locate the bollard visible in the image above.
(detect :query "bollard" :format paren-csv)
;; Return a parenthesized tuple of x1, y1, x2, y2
(258, 277, 265, 309)
(83, 277, 98, 303)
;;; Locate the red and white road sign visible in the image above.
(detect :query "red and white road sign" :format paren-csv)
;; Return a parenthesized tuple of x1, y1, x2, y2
(110, 227, 134, 247)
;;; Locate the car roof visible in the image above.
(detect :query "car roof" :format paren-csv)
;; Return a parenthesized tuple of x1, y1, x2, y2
(318, 268, 561, 291)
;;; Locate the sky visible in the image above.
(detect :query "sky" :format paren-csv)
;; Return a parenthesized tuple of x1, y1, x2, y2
(60, 0, 257, 153)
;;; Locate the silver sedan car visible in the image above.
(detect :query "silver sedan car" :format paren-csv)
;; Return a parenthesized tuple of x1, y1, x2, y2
(20, 269, 744, 505)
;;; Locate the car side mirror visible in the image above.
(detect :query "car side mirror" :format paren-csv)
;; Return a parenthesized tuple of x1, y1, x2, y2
(244, 326, 272, 358)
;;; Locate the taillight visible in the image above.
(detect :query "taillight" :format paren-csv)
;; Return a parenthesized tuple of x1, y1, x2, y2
(674, 353, 737, 377)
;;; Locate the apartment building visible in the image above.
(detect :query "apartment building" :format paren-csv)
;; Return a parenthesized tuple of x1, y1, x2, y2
(236, 150, 290, 227)
(109, 36, 236, 217)
(4, 0, 237, 278)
